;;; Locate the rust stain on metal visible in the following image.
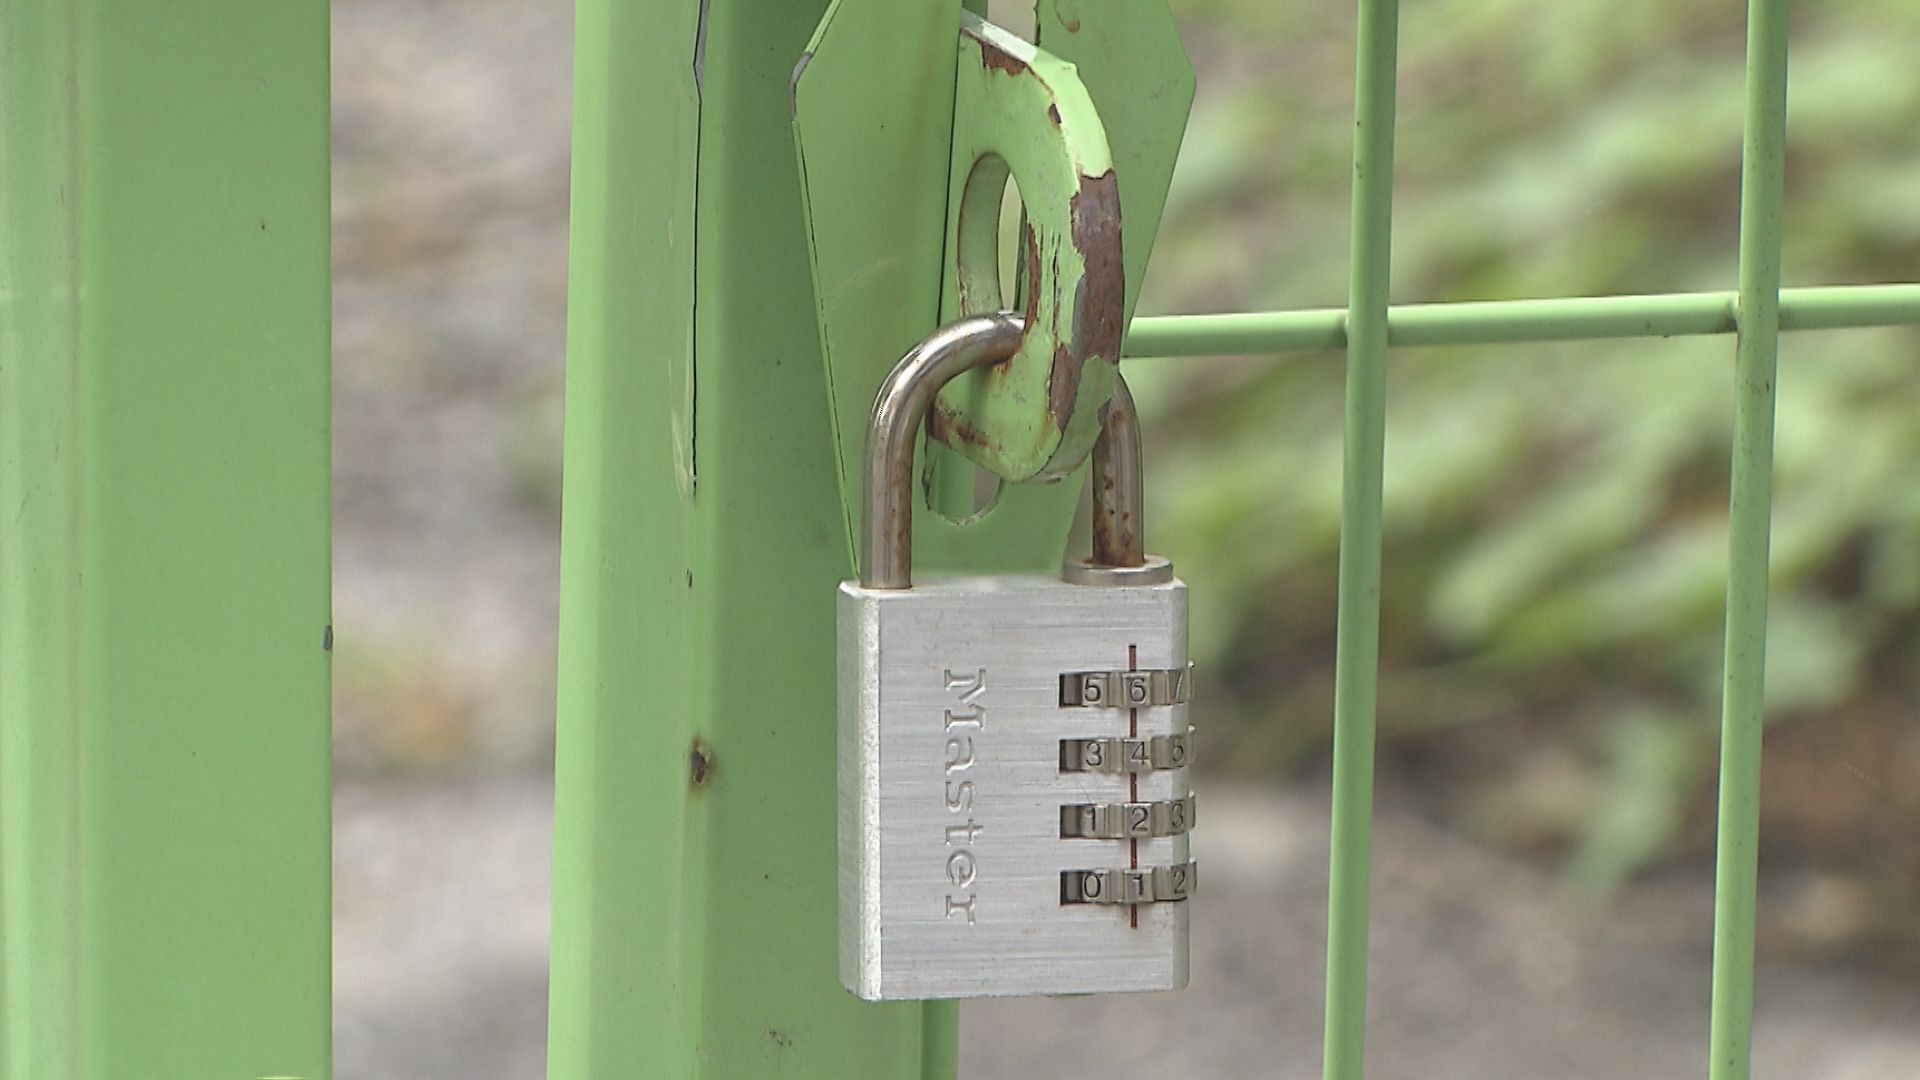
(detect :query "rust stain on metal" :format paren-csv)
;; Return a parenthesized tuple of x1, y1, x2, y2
(1069, 168, 1124, 363)
(1038, 169, 1123, 431)
(690, 740, 715, 787)
(882, 452, 917, 557)
(1062, 17, 1083, 32)
(929, 405, 1006, 455)
(892, 501, 913, 556)
(975, 34, 1029, 77)
(1047, 103, 1062, 126)
(1090, 396, 1142, 565)
(1091, 511, 1139, 566)
(1047, 343, 1084, 430)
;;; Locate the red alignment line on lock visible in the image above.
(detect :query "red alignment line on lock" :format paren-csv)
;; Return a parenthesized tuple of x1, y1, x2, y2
(1128, 643, 1139, 929)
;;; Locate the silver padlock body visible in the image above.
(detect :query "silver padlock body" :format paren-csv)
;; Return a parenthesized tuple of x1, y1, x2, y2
(838, 572, 1190, 1000)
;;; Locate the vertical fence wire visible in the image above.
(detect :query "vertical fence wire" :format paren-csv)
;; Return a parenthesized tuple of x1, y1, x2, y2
(1710, 0, 1791, 1076)
(1322, 0, 1401, 1077)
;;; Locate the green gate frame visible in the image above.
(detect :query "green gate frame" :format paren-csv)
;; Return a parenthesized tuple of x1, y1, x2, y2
(0, 2, 333, 1078)
(547, 0, 963, 1074)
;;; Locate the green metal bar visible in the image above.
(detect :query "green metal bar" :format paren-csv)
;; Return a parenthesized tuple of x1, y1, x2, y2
(1710, 0, 1792, 1074)
(549, 0, 957, 1074)
(1124, 284, 1920, 356)
(1323, 0, 1401, 1076)
(545, 0, 699, 1071)
(0, 3, 332, 1079)
(1775, 284, 1920, 332)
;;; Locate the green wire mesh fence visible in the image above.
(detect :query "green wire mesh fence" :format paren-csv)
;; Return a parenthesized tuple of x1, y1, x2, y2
(1122, 1, 1919, 1077)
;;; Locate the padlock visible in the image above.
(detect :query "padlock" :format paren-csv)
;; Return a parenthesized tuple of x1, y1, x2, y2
(838, 312, 1194, 1001)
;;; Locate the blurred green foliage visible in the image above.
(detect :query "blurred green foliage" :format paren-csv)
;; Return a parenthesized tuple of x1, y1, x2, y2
(1140, 0, 1920, 895)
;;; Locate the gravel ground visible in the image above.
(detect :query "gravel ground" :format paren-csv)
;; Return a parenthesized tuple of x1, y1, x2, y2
(334, 773, 1920, 1079)
(332, 0, 572, 771)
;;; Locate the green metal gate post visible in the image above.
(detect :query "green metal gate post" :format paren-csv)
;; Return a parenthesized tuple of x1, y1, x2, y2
(0, 3, 333, 1078)
(550, 0, 966, 1075)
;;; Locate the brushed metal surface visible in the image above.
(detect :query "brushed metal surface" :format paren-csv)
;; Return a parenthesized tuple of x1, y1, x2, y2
(837, 572, 1190, 1000)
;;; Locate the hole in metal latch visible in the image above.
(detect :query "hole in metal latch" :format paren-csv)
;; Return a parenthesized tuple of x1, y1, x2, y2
(953, 153, 1030, 323)
(995, 165, 1029, 316)
(933, 156, 1025, 525)
(925, 446, 1005, 526)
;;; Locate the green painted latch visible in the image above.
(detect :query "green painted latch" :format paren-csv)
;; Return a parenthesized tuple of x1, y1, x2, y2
(931, 13, 1120, 485)
(791, 0, 1194, 575)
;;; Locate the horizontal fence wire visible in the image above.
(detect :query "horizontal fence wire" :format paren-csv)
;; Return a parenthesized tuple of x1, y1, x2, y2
(1124, 284, 1920, 357)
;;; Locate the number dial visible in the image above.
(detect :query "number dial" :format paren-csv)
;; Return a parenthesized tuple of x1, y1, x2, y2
(1061, 861, 1199, 905)
(1059, 795, 1197, 839)
(1058, 732, 1191, 773)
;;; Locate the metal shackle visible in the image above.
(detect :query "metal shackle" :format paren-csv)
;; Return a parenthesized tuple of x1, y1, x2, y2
(861, 312, 1155, 589)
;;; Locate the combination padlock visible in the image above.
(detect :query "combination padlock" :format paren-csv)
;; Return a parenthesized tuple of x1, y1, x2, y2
(838, 313, 1194, 1001)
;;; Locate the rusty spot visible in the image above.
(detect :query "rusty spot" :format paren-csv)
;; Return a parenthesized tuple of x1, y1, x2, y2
(883, 455, 916, 554)
(1044, 169, 1124, 431)
(1063, 17, 1083, 32)
(1090, 396, 1141, 563)
(1048, 343, 1085, 431)
(929, 404, 1005, 455)
(1047, 103, 1062, 126)
(690, 741, 714, 786)
(1069, 169, 1124, 362)
(1091, 511, 1139, 566)
(975, 34, 1030, 77)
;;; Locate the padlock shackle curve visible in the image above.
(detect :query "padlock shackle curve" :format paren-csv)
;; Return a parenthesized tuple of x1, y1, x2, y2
(862, 312, 1146, 589)
(862, 313, 1023, 589)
